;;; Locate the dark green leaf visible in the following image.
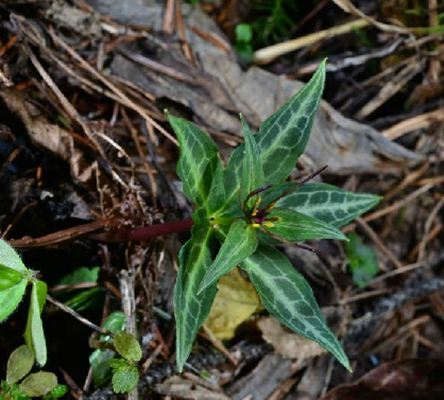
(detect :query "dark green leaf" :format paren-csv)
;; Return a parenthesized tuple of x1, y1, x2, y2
(0, 265, 28, 322)
(102, 311, 125, 335)
(6, 345, 35, 384)
(256, 59, 326, 184)
(264, 208, 347, 242)
(19, 372, 57, 397)
(168, 115, 224, 214)
(346, 233, 379, 288)
(241, 245, 351, 371)
(174, 227, 218, 372)
(114, 332, 142, 362)
(240, 115, 265, 209)
(198, 220, 258, 294)
(0, 239, 29, 274)
(24, 281, 47, 366)
(89, 348, 115, 387)
(265, 182, 382, 228)
(220, 61, 326, 216)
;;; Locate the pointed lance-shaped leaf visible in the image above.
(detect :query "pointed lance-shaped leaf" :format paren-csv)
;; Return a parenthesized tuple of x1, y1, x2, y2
(198, 220, 258, 294)
(241, 245, 351, 371)
(220, 61, 326, 216)
(174, 227, 218, 372)
(263, 182, 382, 228)
(256, 59, 326, 184)
(264, 208, 347, 242)
(24, 280, 47, 366)
(168, 115, 224, 214)
(240, 114, 265, 209)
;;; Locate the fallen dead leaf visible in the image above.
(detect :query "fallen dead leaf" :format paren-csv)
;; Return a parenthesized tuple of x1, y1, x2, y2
(320, 358, 444, 400)
(258, 316, 326, 361)
(205, 268, 261, 340)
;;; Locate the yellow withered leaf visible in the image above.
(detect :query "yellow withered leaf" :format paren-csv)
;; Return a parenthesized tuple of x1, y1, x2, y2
(205, 268, 260, 340)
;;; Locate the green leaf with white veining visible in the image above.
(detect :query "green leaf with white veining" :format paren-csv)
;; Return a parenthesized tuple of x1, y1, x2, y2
(264, 208, 347, 242)
(24, 280, 47, 366)
(198, 220, 258, 294)
(240, 114, 264, 209)
(264, 182, 382, 228)
(0, 239, 29, 274)
(0, 267, 27, 323)
(220, 61, 326, 216)
(255, 59, 326, 184)
(241, 245, 351, 371)
(168, 115, 224, 214)
(174, 227, 218, 372)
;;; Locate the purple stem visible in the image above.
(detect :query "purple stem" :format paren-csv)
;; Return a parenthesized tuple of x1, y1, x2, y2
(127, 218, 194, 241)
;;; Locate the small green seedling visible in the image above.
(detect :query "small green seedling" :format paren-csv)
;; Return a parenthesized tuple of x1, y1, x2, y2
(235, 23, 253, 62)
(346, 233, 379, 288)
(0, 240, 48, 367)
(0, 344, 66, 400)
(169, 60, 381, 372)
(89, 312, 142, 393)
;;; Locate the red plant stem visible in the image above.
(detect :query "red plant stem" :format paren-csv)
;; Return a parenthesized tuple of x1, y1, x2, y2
(126, 218, 194, 241)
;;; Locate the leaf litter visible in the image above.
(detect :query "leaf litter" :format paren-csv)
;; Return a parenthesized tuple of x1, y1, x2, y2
(0, 0, 443, 399)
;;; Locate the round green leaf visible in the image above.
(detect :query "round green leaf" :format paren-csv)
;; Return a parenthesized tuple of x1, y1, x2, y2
(114, 332, 142, 362)
(19, 372, 57, 397)
(111, 365, 139, 394)
(7, 345, 35, 384)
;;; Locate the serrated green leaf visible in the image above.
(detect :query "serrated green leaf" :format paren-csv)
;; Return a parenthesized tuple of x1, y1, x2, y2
(24, 281, 47, 366)
(240, 114, 264, 209)
(241, 245, 351, 371)
(114, 332, 142, 362)
(19, 372, 57, 397)
(111, 364, 138, 394)
(168, 115, 224, 215)
(264, 208, 347, 242)
(174, 227, 218, 372)
(6, 345, 35, 384)
(220, 61, 326, 217)
(346, 233, 379, 288)
(256, 59, 326, 184)
(264, 182, 382, 228)
(0, 278, 28, 323)
(198, 220, 258, 294)
(0, 239, 29, 274)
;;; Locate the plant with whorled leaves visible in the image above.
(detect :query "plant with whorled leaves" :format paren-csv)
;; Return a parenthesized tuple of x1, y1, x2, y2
(169, 60, 381, 373)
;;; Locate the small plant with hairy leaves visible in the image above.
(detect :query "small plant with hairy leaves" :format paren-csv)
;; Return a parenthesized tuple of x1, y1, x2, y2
(0, 344, 67, 400)
(168, 59, 381, 372)
(0, 239, 48, 367)
(0, 241, 141, 395)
